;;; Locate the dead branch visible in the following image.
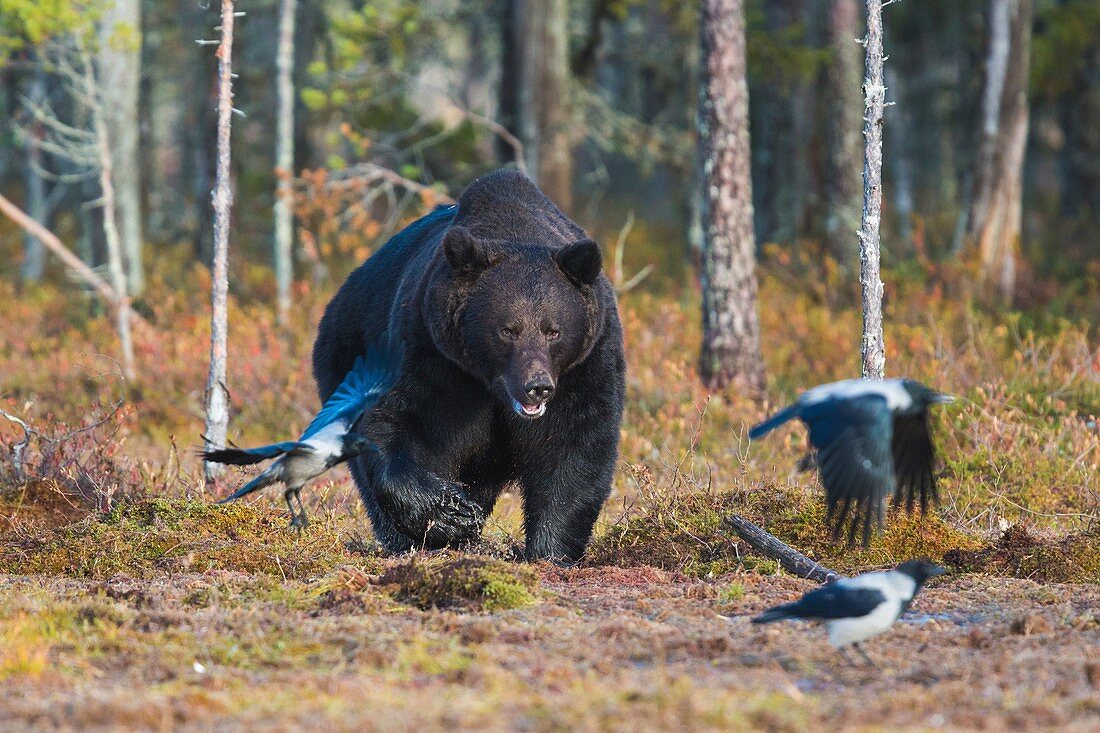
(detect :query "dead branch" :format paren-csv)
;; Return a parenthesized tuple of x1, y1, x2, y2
(724, 514, 841, 583)
(0, 192, 151, 332)
(324, 162, 456, 206)
(610, 210, 655, 294)
(1, 409, 32, 481)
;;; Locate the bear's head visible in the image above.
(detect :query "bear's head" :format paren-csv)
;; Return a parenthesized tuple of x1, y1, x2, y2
(427, 225, 605, 419)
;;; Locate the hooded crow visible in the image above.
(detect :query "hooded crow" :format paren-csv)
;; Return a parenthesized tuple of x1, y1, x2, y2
(750, 378, 954, 545)
(752, 559, 946, 664)
(202, 332, 403, 529)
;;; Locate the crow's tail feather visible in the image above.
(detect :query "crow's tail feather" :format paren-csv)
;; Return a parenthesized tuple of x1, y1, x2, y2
(751, 604, 798, 624)
(216, 471, 277, 504)
(201, 447, 270, 466)
(749, 404, 800, 440)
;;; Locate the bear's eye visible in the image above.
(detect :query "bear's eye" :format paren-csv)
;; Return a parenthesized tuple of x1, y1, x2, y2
(545, 329, 560, 341)
(500, 326, 519, 340)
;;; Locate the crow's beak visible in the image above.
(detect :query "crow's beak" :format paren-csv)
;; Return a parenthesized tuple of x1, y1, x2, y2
(932, 393, 956, 404)
(929, 565, 947, 576)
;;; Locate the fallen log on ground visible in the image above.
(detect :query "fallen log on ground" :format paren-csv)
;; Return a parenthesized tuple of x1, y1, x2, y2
(724, 514, 841, 583)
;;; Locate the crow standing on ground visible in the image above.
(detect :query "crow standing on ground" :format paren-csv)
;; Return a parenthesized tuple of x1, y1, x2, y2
(202, 333, 403, 529)
(750, 378, 954, 544)
(752, 559, 946, 664)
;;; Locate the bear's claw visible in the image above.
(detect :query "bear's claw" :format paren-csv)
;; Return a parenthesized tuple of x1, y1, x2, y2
(423, 484, 485, 546)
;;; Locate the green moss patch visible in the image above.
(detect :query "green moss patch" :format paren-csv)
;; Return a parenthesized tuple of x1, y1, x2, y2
(944, 524, 1100, 583)
(588, 481, 983, 577)
(380, 552, 539, 612)
(0, 497, 357, 580)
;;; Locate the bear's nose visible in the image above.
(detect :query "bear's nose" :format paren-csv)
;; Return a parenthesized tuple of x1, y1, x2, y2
(524, 374, 555, 403)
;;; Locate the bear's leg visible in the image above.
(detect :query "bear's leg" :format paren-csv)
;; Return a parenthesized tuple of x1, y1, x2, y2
(352, 440, 487, 552)
(520, 432, 618, 564)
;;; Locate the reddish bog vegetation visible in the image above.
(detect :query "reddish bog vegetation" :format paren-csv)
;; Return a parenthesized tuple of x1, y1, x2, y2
(1, 251, 1098, 729)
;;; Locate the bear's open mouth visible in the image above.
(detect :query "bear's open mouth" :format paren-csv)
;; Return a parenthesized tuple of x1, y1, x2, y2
(511, 399, 547, 419)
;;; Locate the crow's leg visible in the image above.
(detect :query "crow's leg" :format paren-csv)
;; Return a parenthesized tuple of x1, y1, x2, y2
(838, 646, 857, 666)
(853, 642, 876, 667)
(285, 487, 306, 531)
(294, 489, 309, 528)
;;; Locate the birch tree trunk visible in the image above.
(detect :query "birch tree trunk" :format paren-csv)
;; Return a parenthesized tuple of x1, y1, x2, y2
(858, 0, 887, 379)
(274, 0, 297, 325)
(203, 0, 236, 481)
(823, 0, 863, 273)
(98, 0, 144, 296)
(966, 0, 1032, 304)
(498, 0, 572, 212)
(698, 0, 765, 392)
(80, 44, 135, 380)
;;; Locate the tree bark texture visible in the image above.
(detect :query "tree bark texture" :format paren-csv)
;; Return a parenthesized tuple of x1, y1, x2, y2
(498, 0, 572, 212)
(724, 515, 841, 583)
(966, 0, 1032, 303)
(858, 0, 887, 380)
(97, 0, 144, 295)
(823, 0, 863, 272)
(81, 45, 135, 380)
(698, 0, 766, 392)
(204, 0, 236, 481)
(274, 0, 297, 325)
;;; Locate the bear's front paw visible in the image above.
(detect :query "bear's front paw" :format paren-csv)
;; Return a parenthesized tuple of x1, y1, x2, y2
(423, 484, 485, 546)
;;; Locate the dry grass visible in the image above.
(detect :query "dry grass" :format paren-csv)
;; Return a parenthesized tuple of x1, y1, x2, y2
(1, 250, 1098, 729)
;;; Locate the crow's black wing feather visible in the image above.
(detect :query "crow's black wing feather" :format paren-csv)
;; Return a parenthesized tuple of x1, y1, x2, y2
(201, 442, 303, 465)
(783, 584, 887, 620)
(891, 411, 938, 514)
(803, 395, 895, 545)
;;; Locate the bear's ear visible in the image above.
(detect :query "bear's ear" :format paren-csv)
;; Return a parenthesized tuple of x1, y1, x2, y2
(443, 226, 494, 275)
(555, 239, 603, 286)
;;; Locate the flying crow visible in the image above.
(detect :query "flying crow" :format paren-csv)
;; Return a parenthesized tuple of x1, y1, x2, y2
(750, 378, 954, 544)
(752, 559, 946, 664)
(202, 332, 403, 529)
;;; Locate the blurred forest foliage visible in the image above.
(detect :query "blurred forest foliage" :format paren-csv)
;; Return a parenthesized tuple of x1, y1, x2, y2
(1, 0, 1098, 328)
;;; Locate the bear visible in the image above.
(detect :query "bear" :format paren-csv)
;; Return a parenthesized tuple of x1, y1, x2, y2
(312, 169, 626, 563)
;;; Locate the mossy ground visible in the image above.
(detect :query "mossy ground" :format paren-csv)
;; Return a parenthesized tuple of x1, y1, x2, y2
(380, 552, 540, 612)
(1, 261, 1098, 728)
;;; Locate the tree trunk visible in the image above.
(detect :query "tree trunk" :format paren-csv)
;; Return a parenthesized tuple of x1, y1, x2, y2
(97, 0, 144, 296)
(698, 0, 765, 392)
(82, 45, 135, 380)
(20, 67, 47, 283)
(204, 0, 236, 481)
(966, 0, 1032, 304)
(498, 0, 572, 212)
(274, 0, 297, 325)
(859, 0, 887, 379)
(823, 0, 863, 272)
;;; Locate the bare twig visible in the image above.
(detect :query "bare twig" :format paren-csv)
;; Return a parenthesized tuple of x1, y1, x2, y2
(322, 162, 455, 205)
(612, 210, 633, 286)
(1, 409, 32, 481)
(724, 514, 841, 583)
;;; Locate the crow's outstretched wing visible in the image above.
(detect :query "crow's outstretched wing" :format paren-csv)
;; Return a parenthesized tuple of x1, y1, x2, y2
(804, 395, 895, 545)
(201, 442, 305, 465)
(891, 411, 938, 514)
(787, 584, 887, 619)
(300, 332, 404, 441)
